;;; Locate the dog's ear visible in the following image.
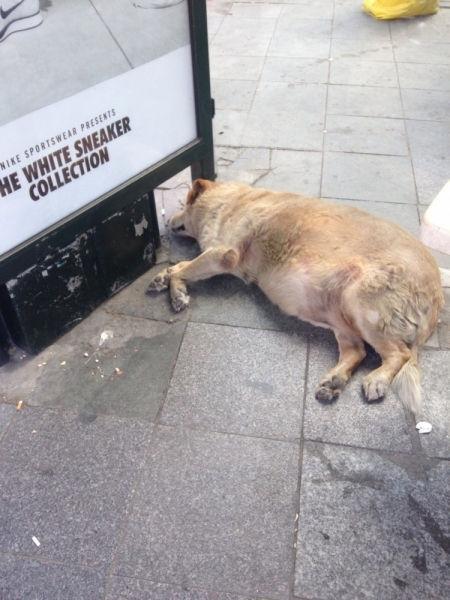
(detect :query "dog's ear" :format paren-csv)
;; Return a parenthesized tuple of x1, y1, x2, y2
(187, 179, 215, 205)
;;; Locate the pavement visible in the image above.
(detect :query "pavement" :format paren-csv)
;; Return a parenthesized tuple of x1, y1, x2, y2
(1, 1, 450, 599)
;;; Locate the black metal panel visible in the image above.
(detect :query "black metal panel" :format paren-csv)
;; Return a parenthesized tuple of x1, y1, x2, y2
(0, 236, 106, 354)
(94, 194, 157, 297)
(0, 193, 159, 354)
(0, 309, 11, 366)
(77, 230, 108, 310)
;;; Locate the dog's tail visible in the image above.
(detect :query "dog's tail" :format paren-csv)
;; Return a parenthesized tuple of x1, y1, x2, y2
(392, 347, 421, 414)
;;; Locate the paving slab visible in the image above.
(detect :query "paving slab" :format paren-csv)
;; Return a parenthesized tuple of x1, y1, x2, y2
(0, 556, 106, 600)
(274, 17, 333, 40)
(424, 329, 440, 349)
(393, 41, 450, 64)
(206, 14, 225, 39)
(210, 16, 276, 56)
(437, 287, 450, 348)
(443, 8, 450, 27)
(225, 147, 271, 171)
(229, 3, 282, 19)
(213, 109, 248, 146)
(330, 38, 395, 61)
(330, 58, 398, 87)
(303, 329, 413, 453)
(242, 82, 326, 150)
(206, 0, 233, 17)
(261, 57, 329, 84)
(406, 119, 450, 161)
(321, 152, 416, 203)
(402, 89, 450, 122)
(0, 403, 15, 438)
(417, 349, 450, 459)
(327, 85, 403, 119)
(324, 115, 408, 156)
(114, 425, 299, 600)
(35, 313, 184, 420)
(440, 269, 450, 288)
(254, 149, 322, 196)
(406, 119, 450, 207)
(211, 79, 258, 110)
(160, 322, 307, 440)
(268, 34, 331, 59)
(398, 62, 450, 92)
(418, 206, 450, 269)
(162, 187, 190, 225)
(215, 166, 270, 186)
(268, 15, 332, 59)
(0, 408, 151, 568)
(0, 308, 185, 420)
(0, 345, 56, 407)
(281, 2, 334, 20)
(210, 55, 266, 80)
(216, 146, 241, 165)
(332, 4, 391, 40)
(413, 155, 450, 208)
(106, 577, 254, 600)
(294, 441, 450, 600)
(390, 12, 449, 44)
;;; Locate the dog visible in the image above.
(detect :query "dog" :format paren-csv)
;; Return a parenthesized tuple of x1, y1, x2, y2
(148, 179, 444, 413)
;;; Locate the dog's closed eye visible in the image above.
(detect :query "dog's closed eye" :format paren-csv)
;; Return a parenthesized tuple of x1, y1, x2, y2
(173, 224, 186, 232)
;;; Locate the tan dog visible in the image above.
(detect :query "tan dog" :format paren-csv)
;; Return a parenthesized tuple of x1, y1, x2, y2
(149, 179, 444, 413)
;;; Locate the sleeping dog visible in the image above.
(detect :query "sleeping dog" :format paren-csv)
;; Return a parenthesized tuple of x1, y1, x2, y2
(148, 179, 444, 413)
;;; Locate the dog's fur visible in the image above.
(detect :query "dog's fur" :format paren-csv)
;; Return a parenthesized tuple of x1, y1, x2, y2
(149, 179, 444, 412)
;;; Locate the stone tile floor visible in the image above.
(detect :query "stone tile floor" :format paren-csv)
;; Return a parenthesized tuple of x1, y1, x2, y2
(1, 1, 450, 598)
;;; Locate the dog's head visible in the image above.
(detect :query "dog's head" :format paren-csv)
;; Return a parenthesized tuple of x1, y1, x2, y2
(168, 178, 217, 239)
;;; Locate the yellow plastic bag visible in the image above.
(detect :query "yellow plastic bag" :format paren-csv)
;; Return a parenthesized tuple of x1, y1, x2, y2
(363, 0, 439, 19)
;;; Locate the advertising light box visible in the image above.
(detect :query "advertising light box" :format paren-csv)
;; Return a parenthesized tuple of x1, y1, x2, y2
(0, 0, 210, 271)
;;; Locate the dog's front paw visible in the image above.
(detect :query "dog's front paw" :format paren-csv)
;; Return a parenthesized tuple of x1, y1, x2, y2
(172, 289, 190, 312)
(315, 376, 343, 404)
(363, 375, 388, 403)
(147, 270, 170, 293)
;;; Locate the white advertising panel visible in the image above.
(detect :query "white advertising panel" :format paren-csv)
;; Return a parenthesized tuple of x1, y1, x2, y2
(0, 0, 196, 257)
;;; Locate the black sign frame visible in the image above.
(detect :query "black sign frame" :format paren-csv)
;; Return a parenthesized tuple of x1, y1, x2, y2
(0, 0, 214, 285)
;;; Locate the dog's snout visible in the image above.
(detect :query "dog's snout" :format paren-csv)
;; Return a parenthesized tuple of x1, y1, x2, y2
(167, 211, 188, 235)
(167, 216, 185, 232)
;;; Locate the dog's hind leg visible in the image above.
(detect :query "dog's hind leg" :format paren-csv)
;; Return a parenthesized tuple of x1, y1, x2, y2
(147, 247, 239, 311)
(316, 330, 367, 403)
(361, 335, 412, 405)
